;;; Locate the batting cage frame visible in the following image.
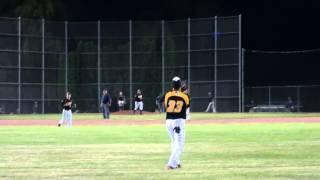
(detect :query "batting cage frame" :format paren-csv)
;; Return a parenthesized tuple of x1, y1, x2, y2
(0, 15, 242, 114)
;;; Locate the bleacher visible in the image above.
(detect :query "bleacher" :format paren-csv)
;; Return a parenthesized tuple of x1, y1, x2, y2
(251, 105, 289, 112)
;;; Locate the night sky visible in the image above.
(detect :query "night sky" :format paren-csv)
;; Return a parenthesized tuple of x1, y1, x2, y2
(66, 0, 320, 86)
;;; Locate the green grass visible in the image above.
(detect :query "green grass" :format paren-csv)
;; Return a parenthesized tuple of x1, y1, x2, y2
(0, 124, 320, 179)
(1, 112, 320, 120)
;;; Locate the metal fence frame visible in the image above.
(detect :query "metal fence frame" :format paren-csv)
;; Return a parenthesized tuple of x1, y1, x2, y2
(242, 47, 320, 112)
(244, 85, 320, 112)
(0, 15, 242, 113)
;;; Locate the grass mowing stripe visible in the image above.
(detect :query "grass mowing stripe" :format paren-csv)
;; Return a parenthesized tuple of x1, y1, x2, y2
(0, 124, 320, 179)
(0, 123, 319, 145)
(1, 143, 320, 179)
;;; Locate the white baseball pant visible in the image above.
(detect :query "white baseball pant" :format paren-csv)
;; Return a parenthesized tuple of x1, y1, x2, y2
(166, 118, 186, 168)
(134, 101, 143, 111)
(205, 101, 216, 113)
(59, 109, 72, 127)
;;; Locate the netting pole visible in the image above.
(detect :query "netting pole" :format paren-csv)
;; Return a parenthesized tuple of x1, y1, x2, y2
(187, 18, 191, 93)
(238, 14, 242, 112)
(97, 20, 101, 112)
(64, 21, 68, 93)
(297, 86, 300, 112)
(268, 87, 271, 105)
(41, 18, 45, 114)
(129, 20, 132, 110)
(18, 17, 21, 114)
(161, 20, 165, 95)
(214, 16, 218, 112)
(241, 48, 245, 112)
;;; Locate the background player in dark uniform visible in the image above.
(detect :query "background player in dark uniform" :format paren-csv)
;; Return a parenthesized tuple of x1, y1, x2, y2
(133, 89, 143, 115)
(205, 92, 216, 113)
(117, 91, 126, 111)
(58, 92, 72, 127)
(155, 93, 164, 113)
(286, 96, 295, 112)
(164, 76, 190, 170)
(100, 89, 112, 119)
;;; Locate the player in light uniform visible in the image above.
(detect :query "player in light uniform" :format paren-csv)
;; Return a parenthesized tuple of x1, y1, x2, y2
(58, 92, 72, 127)
(164, 76, 190, 169)
(117, 91, 126, 111)
(133, 89, 143, 115)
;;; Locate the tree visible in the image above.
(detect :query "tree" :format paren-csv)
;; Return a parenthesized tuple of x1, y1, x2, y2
(0, 0, 19, 16)
(14, 0, 65, 19)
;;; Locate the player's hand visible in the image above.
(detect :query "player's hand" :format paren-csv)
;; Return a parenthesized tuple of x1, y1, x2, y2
(186, 107, 190, 121)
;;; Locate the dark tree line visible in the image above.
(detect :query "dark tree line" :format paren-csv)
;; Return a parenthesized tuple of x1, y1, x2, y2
(0, 0, 65, 19)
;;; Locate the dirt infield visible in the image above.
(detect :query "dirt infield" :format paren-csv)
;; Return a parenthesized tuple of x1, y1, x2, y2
(1, 117, 320, 126)
(112, 110, 154, 115)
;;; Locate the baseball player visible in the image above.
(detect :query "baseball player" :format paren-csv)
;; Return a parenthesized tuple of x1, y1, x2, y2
(58, 92, 72, 127)
(117, 91, 126, 111)
(205, 92, 216, 113)
(133, 89, 143, 115)
(155, 93, 164, 113)
(101, 89, 112, 119)
(164, 76, 190, 170)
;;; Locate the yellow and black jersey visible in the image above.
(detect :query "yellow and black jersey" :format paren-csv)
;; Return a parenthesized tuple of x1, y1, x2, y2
(164, 90, 190, 119)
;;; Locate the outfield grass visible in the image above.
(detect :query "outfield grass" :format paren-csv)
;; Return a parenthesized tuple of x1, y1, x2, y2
(0, 124, 320, 179)
(1, 112, 320, 120)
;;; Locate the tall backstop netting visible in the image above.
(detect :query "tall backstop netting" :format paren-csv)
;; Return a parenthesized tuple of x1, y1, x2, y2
(0, 16, 242, 114)
(244, 49, 320, 112)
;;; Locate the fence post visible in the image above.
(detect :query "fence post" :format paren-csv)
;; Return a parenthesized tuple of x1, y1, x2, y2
(238, 14, 242, 112)
(161, 20, 165, 95)
(268, 87, 271, 105)
(297, 86, 300, 112)
(187, 18, 191, 93)
(241, 48, 245, 112)
(64, 21, 68, 93)
(214, 16, 218, 112)
(129, 20, 132, 110)
(41, 18, 45, 114)
(18, 17, 21, 114)
(97, 20, 101, 112)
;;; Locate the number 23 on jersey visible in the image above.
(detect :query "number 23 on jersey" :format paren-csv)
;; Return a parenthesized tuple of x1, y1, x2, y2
(166, 100, 183, 113)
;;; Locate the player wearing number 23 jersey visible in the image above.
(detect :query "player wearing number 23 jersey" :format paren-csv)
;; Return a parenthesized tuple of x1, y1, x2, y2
(164, 76, 190, 170)
(164, 89, 190, 119)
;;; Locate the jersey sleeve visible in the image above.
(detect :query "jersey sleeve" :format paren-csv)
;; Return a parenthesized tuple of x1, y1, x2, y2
(186, 96, 190, 108)
(182, 94, 190, 108)
(164, 92, 170, 108)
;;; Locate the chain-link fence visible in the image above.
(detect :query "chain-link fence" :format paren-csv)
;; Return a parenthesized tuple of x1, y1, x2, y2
(0, 16, 242, 114)
(243, 48, 320, 112)
(245, 85, 320, 112)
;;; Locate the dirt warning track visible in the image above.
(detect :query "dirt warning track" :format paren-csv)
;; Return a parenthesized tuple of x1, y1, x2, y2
(0, 117, 320, 126)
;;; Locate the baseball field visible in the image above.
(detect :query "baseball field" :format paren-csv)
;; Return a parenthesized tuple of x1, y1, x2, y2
(1, 113, 320, 179)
